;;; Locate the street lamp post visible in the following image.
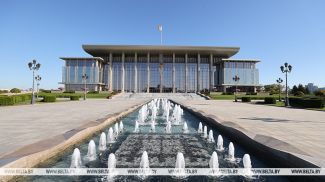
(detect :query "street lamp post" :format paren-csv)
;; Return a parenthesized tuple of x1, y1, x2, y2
(82, 74, 88, 100)
(280, 62, 292, 106)
(276, 78, 283, 102)
(28, 60, 41, 104)
(35, 75, 42, 100)
(232, 75, 240, 102)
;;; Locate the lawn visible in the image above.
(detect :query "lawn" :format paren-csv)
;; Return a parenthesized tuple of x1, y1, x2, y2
(38, 92, 112, 99)
(207, 92, 283, 100)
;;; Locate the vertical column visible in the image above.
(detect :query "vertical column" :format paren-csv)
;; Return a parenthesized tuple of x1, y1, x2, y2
(121, 53, 125, 92)
(147, 53, 150, 93)
(209, 54, 214, 91)
(159, 54, 163, 93)
(185, 53, 188, 93)
(172, 53, 176, 93)
(197, 54, 201, 92)
(134, 53, 138, 93)
(109, 53, 113, 92)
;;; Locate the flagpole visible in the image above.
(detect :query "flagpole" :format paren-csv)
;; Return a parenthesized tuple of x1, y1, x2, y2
(158, 25, 163, 45)
(160, 30, 162, 45)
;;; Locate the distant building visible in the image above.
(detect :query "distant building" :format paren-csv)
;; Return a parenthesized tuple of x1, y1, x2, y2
(60, 45, 261, 92)
(305, 83, 318, 93)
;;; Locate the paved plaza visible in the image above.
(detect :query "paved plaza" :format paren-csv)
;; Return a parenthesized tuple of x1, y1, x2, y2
(173, 99, 325, 167)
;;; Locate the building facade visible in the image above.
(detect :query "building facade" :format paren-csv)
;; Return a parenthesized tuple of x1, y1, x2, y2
(60, 45, 260, 93)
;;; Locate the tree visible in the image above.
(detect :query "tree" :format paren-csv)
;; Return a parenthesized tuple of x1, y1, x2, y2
(10, 88, 21, 93)
(297, 84, 306, 94)
(264, 84, 280, 94)
(291, 85, 298, 95)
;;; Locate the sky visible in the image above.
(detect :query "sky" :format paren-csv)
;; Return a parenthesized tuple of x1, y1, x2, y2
(0, 0, 324, 89)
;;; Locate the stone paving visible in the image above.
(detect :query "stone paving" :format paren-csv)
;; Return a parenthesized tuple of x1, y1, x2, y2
(172, 99, 325, 167)
(0, 97, 149, 158)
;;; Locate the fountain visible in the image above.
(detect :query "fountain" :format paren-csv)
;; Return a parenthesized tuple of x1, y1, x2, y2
(165, 121, 172, 133)
(70, 148, 82, 168)
(175, 152, 185, 169)
(171, 104, 183, 125)
(228, 142, 235, 162)
(119, 121, 124, 132)
(203, 126, 208, 138)
(183, 121, 189, 133)
(151, 104, 158, 122)
(209, 151, 219, 169)
(138, 104, 148, 124)
(150, 121, 155, 133)
(98, 132, 107, 151)
(243, 154, 253, 177)
(138, 151, 151, 179)
(85, 140, 97, 161)
(134, 120, 140, 133)
(108, 153, 117, 169)
(174, 152, 186, 177)
(198, 122, 203, 133)
(207, 130, 215, 143)
(140, 151, 150, 169)
(114, 123, 119, 136)
(107, 153, 117, 177)
(107, 127, 116, 143)
(216, 135, 224, 151)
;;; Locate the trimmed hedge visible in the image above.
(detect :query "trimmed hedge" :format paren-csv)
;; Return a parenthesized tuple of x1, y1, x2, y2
(43, 95, 56, 102)
(241, 97, 251, 102)
(246, 92, 257, 95)
(63, 90, 75, 94)
(87, 91, 99, 94)
(70, 96, 80, 101)
(289, 98, 324, 108)
(265, 97, 276, 104)
(222, 92, 234, 95)
(0, 94, 32, 106)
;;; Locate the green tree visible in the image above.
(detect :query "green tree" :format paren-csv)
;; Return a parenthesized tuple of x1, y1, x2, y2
(10, 88, 21, 93)
(297, 84, 306, 94)
(264, 84, 280, 94)
(291, 85, 298, 95)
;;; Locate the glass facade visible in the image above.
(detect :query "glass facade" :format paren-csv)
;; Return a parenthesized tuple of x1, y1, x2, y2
(61, 54, 260, 92)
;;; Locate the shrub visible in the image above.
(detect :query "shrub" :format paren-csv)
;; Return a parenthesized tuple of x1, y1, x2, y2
(294, 91, 305, 97)
(63, 90, 75, 94)
(0, 94, 31, 106)
(40, 89, 51, 93)
(314, 90, 325, 97)
(265, 97, 276, 104)
(0, 90, 9, 94)
(246, 92, 257, 95)
(10, 88, 21, 93)
(289, 98, 324, 108)
(87, 91, 99, 94)
(0, 96, 15, 106)
(43, 95, 56, 102)
(241, 97, 251, 102)
(70, 96, 79, 101)
(222, 92, 234, 95)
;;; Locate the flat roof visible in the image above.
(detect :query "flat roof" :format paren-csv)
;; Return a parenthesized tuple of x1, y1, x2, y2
(60, 57, 104, 62)
(222, 59, 260, 63)
(82, 45, 240, 58)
